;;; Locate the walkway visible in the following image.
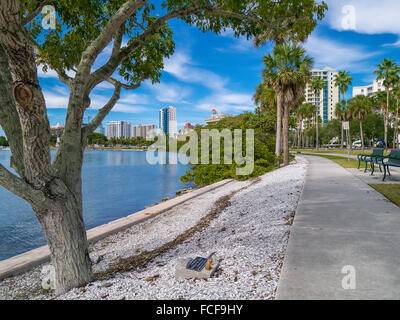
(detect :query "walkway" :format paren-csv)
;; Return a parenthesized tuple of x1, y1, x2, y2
(277, 155, 400, 299)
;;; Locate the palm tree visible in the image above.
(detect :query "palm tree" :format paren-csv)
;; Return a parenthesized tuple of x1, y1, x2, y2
(253, 82, 277, 114)
(310, 76, 325, 149)
(295, 103, 313, 149)
(392, 82, 400, 149)
(334, 71, 353, 148)
(334, 71, 353, 103)
(374, 58, 400, 148)
(263, 43, 313, 165)
(348, 95, 372, 151)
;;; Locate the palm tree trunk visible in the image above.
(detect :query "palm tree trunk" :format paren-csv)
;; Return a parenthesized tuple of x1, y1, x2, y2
(283, 102, 290, 166)
(385, 88, 390, 149)
(316, 113, 319, 150)
(395, 105, 399, 149)
(275, 92, 282, 157)
(341, 123, 344, 150)
(360, 119, 364, 151)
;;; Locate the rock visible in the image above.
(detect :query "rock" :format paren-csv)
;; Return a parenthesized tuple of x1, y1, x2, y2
(40, 265, 56, 290)
(102, 282, 113, 288)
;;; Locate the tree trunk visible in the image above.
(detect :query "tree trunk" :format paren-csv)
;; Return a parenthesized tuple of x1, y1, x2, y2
(316, 113, 319, 150)
(395, 107, 399, 149)
(341, 124, 344, 150)
(384, 112, 388, 149)
(34, 188, 93, 295)
(360, 119, 364, 151)
(282, 102, 290, 165)
(275, 92, 282, 157)
(385, 88, 390, 149)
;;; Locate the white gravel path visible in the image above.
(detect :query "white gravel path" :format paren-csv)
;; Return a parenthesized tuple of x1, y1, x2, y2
(0, 156, 307, 300)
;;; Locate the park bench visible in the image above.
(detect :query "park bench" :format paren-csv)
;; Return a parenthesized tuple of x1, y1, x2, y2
(357, 148, 384, 174)
(375, 149, 400, 181)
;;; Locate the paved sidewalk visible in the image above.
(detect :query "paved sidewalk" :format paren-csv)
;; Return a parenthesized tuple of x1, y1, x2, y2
(301, 152, 400, 183)
(277, 155, 400, 300)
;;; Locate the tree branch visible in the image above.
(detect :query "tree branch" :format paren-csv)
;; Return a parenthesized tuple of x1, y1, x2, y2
(76, 0, 147, 80)
(88, 2, 205, 89)
(82, 83, 122, 138)
(0, 164, 47, 205)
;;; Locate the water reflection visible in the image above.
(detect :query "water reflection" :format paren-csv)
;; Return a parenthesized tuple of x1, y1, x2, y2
(0, 150, 191, 260)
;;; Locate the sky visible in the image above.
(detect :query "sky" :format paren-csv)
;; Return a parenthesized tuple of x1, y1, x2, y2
(3, 0, 400, 136)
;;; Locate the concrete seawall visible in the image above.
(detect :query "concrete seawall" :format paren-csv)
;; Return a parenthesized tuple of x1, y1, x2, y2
(0, 179, 232, 280)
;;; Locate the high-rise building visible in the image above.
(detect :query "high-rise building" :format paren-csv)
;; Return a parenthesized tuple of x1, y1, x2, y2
(304, 67, 340, 126)
(159, 106, 177, 136)
(133, 124, 157, 139)
(353, 79, 385, 97)
(107, 121, 132, 139)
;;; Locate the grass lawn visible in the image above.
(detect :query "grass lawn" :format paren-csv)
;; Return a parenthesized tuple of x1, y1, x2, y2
(369, 184, 400, 208)
(300, 153, 359, 168)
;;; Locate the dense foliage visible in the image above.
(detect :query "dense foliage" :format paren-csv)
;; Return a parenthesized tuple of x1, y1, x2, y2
(180, 112, 277, 186)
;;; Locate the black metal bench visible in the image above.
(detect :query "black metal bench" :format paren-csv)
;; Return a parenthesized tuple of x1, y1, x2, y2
(357, 148, 384, 174)
(375, 149, 400, 181)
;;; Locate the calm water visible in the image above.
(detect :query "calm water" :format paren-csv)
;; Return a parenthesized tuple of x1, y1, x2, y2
(0, 150, 191, 261)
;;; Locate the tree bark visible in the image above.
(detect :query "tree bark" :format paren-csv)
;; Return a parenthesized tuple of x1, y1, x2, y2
(395, 106, 399, 149)
(275, 91, 282, 157)
(0, 1, 93, 294)
(385, 88, 390, 149)
(34, 183, 93, 295)
(360, 119, 364, 151)
(282, 103, 290, 165)
(315, 112, 319, 150)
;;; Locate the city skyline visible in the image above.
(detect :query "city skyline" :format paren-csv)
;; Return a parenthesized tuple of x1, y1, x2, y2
(1, 0, 400, 137)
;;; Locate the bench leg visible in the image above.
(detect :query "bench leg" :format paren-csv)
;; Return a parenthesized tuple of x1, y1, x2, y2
(379, 165, 382, 173)
(371, 162, 375, 175)
(387, 166, 392, 176)
(382, 165, 387, 181)
(358, 157, 361, 169)
(365, 161, 369, 173)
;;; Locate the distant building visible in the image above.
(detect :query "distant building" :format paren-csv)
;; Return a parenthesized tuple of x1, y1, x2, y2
(50, 122, 64, 136)
(353, 79, 386, 97)
(107, 121, 132, 139)
(95, 122, 105, 135)
(304, 66, 339, 126)
(159, 106, 177, 136)
(133, 124, 157, 139)
(184, 123, 194, 130)
(205, 109, 231, 124)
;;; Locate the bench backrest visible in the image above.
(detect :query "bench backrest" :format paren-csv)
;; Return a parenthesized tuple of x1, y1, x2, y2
(388, 149, 400, 163)
(372, 148, 384, 156)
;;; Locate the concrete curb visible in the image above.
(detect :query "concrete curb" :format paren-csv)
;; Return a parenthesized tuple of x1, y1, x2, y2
(0, 179, 233, 280)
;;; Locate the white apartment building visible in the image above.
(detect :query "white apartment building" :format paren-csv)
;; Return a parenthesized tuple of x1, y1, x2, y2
(304, 66, 340, 126)
(133, 124, 157, 140)
(107, 121, 132, 139)
(353, 79, 385, 97)
(159, 106, 177, 136)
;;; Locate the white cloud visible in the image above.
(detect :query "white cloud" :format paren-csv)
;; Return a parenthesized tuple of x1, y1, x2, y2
(43, 86, 147, 114)
(304, 34, 381, 73)
(324, 0, 400, 40)
(197, 91, 255, 114)
(164, 52, 228, 90)
(162, 50, 256, 114)
(146, 81, 192, 104)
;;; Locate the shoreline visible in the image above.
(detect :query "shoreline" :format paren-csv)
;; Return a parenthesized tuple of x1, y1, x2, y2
(0, 156, 307, 300)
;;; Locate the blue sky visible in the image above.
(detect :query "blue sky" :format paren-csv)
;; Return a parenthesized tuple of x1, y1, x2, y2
(2, 0, 400, 136)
